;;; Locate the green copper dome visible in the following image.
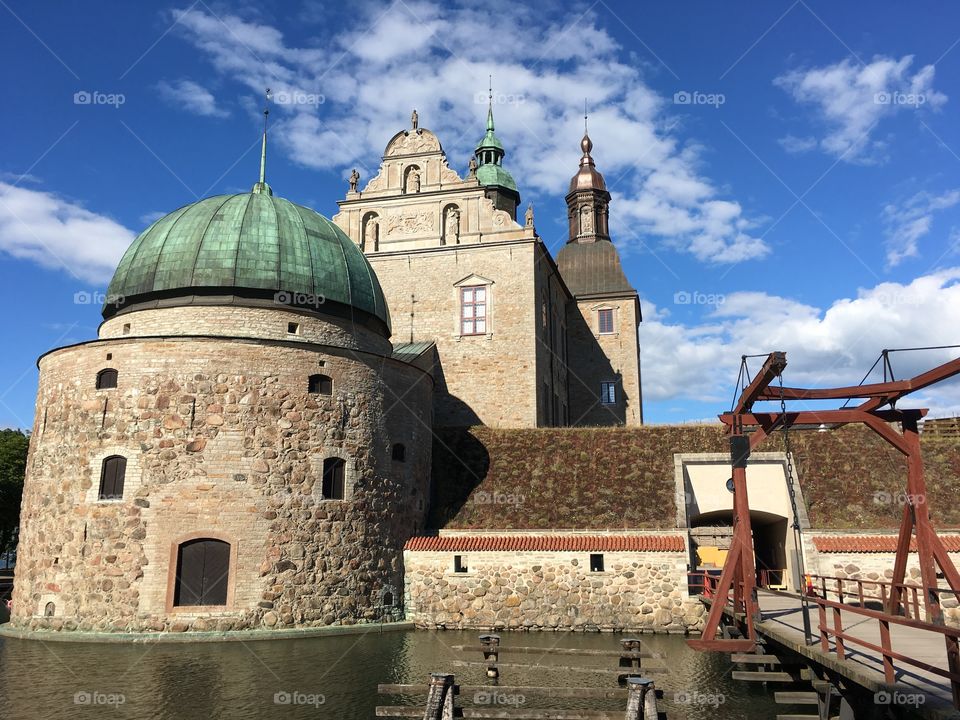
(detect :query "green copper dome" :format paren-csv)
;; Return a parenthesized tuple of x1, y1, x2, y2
(474, 105, 518, 194)
(104, 191, 391, 335)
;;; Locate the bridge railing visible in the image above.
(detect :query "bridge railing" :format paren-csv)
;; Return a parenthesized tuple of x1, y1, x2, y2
(806, 573, 960, 623)
(808, 589, 960, 708)
(687, 569, 787, 596)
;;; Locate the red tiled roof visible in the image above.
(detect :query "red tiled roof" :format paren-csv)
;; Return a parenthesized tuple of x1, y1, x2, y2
(813, 535, 960, 553)
(404, 535, 685, 552)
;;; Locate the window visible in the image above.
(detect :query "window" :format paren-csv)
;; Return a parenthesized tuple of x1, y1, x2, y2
(453, 555, 468, 573)
(382, 591, 394, 607)
(122, 323, 131, 335)
(590, 554, 605, 572)
(322, 458, 345, 500)
(600, 382, 617, 405)
(98, 455, 126, 500)
(44, 602, 56, 617)
(308, 374, 332, 395)
(173, 538, 230, 607)
(287, 321, 300, 335)
(96, 368, 118, 389)
(392, 443, 406, 462)
(598, 308, 614, 334)
(460, 286, 487, 335)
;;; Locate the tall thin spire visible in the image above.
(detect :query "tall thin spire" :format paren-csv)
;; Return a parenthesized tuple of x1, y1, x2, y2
(253, 88, 272, 195)
(486, 75, 495, 131)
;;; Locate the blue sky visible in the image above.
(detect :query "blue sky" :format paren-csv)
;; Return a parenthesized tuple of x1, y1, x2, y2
(2, 0, 960, 428)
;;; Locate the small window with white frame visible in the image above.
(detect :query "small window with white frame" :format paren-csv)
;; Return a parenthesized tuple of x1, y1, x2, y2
(597, 308, 614, 334)
(460, 286, 487, 336)
(600, 381, 617, 405)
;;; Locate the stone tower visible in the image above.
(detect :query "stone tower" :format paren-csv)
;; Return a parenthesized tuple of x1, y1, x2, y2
(12, 164, 432, 633)
(557, 128, 643, 425)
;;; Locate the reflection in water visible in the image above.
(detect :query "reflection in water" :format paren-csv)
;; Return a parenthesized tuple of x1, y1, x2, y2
(0, 630, 783, 719)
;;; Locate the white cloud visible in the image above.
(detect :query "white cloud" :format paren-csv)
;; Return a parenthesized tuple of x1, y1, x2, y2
(775, 55, 946, 163)
(640, 269, 960, 416)
(0, 182, 134, 284)
(156, 78, 228, 118)
(881, 188, 960, 267)
(169, 2, 767, 264)
(777, 134, 817, 154)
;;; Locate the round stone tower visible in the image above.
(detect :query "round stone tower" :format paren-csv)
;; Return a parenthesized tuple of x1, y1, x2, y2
(11, 180, 433, 634)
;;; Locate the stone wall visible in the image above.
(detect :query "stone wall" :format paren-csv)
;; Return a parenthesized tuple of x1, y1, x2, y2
(403, 547, 704, 633)
(13, 313, 432, 634)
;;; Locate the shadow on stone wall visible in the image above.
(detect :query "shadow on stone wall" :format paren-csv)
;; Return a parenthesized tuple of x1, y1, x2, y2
(427, 428, 491, 529)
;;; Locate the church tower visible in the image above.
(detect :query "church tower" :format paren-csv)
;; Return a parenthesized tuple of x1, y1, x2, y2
(556, 125, 643, 425)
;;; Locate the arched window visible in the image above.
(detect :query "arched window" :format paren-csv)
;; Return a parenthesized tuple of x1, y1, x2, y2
(392, 443, 406, 462)
(96, 368, 118, 389)
(308, 374, 332, 395)
(44, 602, 55, 617)
(173, 538, 230, 607)
(382, 591, 394, 607)
(98, 455, 127, 500)
(322, 458, 345, 500)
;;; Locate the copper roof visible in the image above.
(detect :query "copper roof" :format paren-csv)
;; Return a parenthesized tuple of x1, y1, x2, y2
(568, 132, 607, 193)
(404, 535, 685, 552)
(813, 535, 960, 553)
(556, 239, 637, 298)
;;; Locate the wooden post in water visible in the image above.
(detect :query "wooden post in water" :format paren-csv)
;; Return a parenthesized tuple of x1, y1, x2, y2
(422, 673, 456, 720)
(479, 634, 500, 679)
(618, 637, 643, 686)
(624, 677, 659, 720)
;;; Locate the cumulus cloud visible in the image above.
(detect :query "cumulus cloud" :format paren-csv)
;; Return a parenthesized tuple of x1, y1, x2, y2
(775, 55, 946, 163)
(881, 188, 960, 267)
(168, 1, 767, 264)
(640, 268, 960, 416)
(0, 182, 134, 284)
(156, 78, 228, 118)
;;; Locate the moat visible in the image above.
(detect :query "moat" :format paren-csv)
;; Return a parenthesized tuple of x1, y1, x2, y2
(0, 629, 781, 719)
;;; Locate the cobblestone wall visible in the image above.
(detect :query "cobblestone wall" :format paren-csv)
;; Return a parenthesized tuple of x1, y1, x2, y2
(12, 308, 431, 634)
(403, 549, 705, 633)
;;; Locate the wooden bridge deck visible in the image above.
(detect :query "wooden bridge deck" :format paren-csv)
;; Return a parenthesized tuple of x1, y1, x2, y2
(751, 590, 960, 718)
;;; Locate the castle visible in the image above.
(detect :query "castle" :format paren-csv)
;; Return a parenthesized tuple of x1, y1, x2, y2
(7, 105, 643, 633)
(10, 106, 958, 637)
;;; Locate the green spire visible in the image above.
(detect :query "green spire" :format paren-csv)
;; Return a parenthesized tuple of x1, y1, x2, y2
(475, 76, 505, 159)
(252, 89, 273, 196)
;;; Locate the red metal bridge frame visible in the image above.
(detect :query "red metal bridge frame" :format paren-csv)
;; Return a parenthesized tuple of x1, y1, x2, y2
(688, 351, 960, 660)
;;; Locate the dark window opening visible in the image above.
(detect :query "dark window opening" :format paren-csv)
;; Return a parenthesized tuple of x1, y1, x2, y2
(590, 553, 605, 572)
(106, 352, 112, 360)
(98, 455, 127, 500)
(598, 308, 614, 334)
(600, 381, 617, 405)
(122, 323, 131, 335)
(308, 374, 332, 395)
(382, 591, 394, 607)
(322, 458, 345, 500)
(173, 538, 230, 607)
(96, 368, 118, 389)
(44, 602, 55, 617)
(392, 443, 406, 462)
(453, 555, 468, 573)
(287, 322, 300, 335)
